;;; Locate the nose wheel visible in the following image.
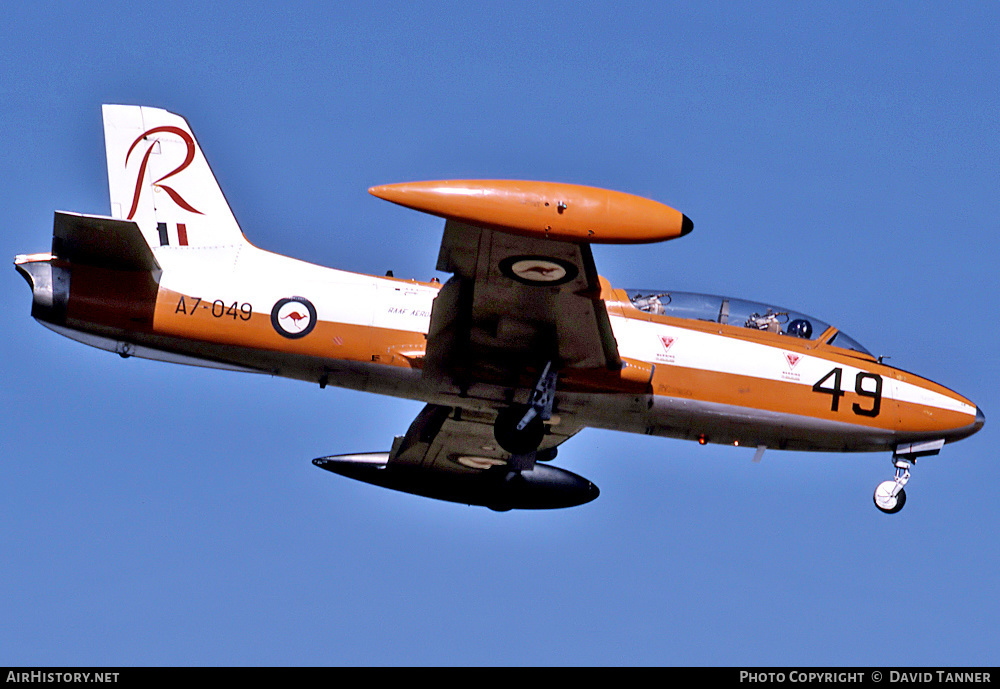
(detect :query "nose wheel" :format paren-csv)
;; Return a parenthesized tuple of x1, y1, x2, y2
(874, 481, 906, 514)
(873, 458, 911, 514)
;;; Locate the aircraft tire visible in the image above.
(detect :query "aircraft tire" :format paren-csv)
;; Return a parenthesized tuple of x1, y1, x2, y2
(873, 482, 906, 514)
(494, 405, 545, 455)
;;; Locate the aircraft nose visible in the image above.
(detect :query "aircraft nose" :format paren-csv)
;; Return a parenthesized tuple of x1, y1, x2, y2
(975, 406, 985, 432)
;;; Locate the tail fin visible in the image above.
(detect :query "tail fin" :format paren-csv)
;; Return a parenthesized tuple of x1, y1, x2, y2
(102, 105, 248, 250)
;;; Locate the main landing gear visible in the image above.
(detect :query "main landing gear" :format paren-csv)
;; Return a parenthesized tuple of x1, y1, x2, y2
(494, 362, 557, 456)
(873, 439, 944, 514)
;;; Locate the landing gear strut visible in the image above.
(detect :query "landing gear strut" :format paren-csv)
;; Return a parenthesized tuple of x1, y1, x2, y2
(494, 362, 557, 455)
(872, 439, 944, 514)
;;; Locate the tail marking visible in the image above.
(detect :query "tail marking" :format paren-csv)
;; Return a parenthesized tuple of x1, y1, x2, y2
(125, 126, 203, 220)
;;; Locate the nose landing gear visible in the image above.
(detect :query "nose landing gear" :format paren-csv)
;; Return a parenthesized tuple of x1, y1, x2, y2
(873, 439, 944, 514)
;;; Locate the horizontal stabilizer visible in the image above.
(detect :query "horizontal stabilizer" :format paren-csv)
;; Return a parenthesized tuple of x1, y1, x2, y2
(52, 211, 160, 273)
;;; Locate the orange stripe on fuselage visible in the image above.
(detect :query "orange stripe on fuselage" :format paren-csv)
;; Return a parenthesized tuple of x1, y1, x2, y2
(609, 295, 975, 410)
(151, 286, 976, 437)
(154, 288, 425, 368)
(648, 363, 973, 436)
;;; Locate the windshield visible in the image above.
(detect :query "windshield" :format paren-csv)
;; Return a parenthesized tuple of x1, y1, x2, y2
(625, 289, 872, 356)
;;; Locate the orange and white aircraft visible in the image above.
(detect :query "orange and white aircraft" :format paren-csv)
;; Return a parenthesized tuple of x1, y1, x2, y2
(15, 105, 984, 513)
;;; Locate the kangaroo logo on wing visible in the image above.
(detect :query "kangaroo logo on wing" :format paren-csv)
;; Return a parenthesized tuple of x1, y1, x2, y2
(125, 126, 204, 221)
(271, 297, 317, 339)
(498, 255, 578, 286)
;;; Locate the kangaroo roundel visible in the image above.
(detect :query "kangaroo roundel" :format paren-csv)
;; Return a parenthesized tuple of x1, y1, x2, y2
(498, 255, 578, 286)
(271, 297, 317, 339)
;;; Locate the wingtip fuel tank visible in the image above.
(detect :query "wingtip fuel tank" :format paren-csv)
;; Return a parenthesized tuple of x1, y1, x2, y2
(368, 179, 692, 244)
(313, 453, 600, 510)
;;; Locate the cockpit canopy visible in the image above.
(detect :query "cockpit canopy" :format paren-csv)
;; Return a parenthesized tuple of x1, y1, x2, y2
(626, 289, 872, 356)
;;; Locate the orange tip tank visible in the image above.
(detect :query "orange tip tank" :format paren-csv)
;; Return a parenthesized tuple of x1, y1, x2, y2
(368, 179, 692, 244)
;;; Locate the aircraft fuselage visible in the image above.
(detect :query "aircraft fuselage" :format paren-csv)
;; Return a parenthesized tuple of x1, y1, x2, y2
(16, 240, 982, 455)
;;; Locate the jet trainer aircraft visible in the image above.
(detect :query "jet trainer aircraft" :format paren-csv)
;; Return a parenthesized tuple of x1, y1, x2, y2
(15, 106, 984, 513)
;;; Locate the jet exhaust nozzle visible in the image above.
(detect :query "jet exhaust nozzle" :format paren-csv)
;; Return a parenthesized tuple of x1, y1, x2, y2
(15, 256, 70, 324)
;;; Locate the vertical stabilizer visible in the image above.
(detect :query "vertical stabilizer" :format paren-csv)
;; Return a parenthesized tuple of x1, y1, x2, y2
(102, 105, 248, 250)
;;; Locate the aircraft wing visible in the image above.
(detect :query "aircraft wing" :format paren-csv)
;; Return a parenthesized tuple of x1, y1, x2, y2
(370, 179, 690, 393)
(361, 214, 608, 497)
(314, 402, 595, 509)
(319, 180, 690, 508)
(424, 219, 621, 388)
(389, 402, 583, 470)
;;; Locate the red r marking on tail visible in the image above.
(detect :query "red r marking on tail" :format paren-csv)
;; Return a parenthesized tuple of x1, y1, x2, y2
(125, 126, 204, 220)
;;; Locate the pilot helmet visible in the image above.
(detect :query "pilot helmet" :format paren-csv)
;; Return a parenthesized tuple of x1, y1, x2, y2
(787, 319, 813, 339)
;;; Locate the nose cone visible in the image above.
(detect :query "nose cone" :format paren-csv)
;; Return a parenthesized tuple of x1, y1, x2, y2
(945, 404, 985, 444)
(680, 214, 694, 237)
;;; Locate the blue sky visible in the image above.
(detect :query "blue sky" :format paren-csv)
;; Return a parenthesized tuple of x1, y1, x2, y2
(2, 1, 997, 666)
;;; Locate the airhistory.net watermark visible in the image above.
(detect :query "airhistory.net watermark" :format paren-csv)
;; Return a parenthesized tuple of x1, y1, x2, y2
(6, 672, 118, 683)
